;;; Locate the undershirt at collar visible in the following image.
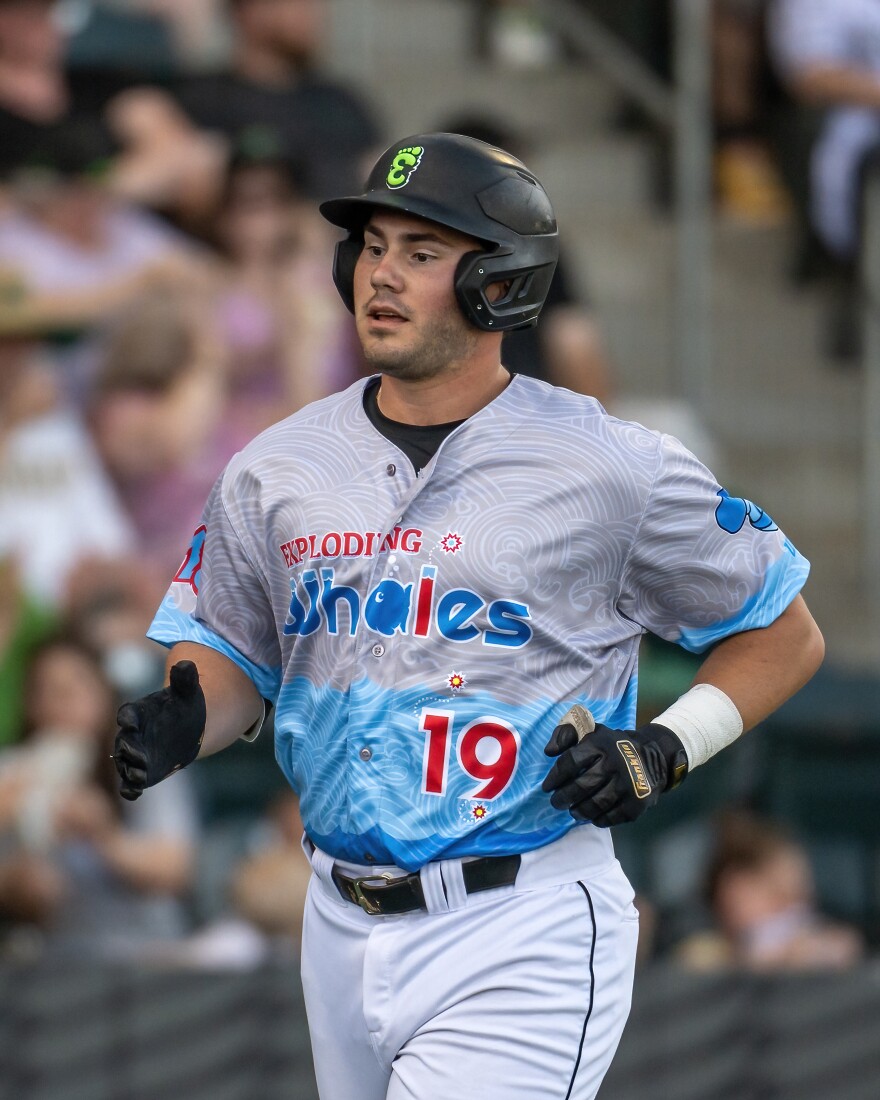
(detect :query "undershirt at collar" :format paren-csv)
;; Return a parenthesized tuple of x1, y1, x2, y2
(362, 377, 466, 473)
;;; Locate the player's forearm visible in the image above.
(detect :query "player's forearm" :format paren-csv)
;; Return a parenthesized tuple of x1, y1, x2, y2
(165, 641, 264, 757)
(691, 594, 825, 733)
(788, 64, 880, 110)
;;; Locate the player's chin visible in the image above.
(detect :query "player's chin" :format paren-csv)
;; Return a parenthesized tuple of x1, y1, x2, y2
(363, 337, 422, 377)
(367, 352, 436, 382)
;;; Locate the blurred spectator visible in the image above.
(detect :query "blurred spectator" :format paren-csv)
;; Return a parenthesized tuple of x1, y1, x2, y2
(86, 154, 352, 580)
(712, 0, 791, 223)
(147, 789, 308, 970)
(0, 555, 58, 747)
(768, 0, 880, 359)
(676, 810, 864, 971)
(0, 0, 228, 234)
(172, 0, 381, 202)
(441, 114, 614, 404)
(104, 85, 229, 234)
(61, 0, 178, 79)
(0, 634, 198, 958)
(0, 121, 181, 293)
(65, 561, 167, 699)
(0, 116, 203, 400)
(546, 2, 786, 221)
(210, 146, 357, 443)
(0, 0, 146, 184)
(72, 0, 229, 72)
(0, 0, 83, 178)
(228, 789, 310, 947)
(87, 285, 227, 579)
(0, 324, 134, 611)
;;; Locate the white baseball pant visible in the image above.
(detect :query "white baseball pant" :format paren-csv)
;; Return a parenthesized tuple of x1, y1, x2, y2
(300, 830, 639, 1099)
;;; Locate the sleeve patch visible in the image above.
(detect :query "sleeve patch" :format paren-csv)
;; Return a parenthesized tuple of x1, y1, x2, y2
(714, 489, 778, 534)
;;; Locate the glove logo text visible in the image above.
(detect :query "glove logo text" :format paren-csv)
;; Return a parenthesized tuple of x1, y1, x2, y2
(616, 739, 652, 799)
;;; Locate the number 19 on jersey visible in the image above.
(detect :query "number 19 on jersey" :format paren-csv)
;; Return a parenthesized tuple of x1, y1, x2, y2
(420, 709, 520, 801)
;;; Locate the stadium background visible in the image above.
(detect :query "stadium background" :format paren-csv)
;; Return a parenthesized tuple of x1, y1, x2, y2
(0, 1, 878, 1096)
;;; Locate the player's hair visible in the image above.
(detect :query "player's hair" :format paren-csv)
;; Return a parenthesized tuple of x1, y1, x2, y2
(319, 131, 559, 332)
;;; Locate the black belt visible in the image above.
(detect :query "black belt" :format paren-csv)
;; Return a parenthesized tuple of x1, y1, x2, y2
(332, 854, 522, 915)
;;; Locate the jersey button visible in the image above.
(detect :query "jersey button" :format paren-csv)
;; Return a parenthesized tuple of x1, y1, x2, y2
(359, 746, 372, 762)
(371, 643, 385, 658)
(386, 463, 396, 476)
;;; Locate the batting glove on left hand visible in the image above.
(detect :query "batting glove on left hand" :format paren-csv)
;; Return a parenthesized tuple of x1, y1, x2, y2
(114, 660, 206, 801)
(541, 705, 688, 827)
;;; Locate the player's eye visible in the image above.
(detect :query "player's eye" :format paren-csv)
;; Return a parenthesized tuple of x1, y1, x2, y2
(413, 252, 433, 264)
(365, 244, 384, 258)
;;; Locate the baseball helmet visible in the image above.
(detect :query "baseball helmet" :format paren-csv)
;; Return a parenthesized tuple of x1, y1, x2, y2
(319, 132, 559, 332)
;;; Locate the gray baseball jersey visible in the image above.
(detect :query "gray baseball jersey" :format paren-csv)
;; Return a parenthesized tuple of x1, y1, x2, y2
(149, 375, 809, 871)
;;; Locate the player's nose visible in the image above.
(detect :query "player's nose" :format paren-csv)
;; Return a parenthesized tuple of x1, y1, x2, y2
(369, 249, 405, 292)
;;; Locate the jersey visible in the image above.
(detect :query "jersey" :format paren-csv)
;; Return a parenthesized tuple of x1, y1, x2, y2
(149, 375, 810, 872)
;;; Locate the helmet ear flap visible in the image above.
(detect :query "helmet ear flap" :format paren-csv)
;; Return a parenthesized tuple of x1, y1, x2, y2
(455, 249, 554, 332)
(331, 236, 362, 315)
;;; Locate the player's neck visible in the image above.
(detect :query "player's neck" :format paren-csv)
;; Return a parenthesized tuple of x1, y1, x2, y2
(377, 360, 511, 426)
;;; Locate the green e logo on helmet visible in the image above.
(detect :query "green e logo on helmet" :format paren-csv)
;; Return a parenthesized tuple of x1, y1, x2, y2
(386, 146, 424, 189)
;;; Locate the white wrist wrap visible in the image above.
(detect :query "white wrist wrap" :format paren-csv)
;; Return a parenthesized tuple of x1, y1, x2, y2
(652, 684, 743, 771)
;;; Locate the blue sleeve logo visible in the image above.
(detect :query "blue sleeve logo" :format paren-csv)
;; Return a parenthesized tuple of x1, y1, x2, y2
(714, 488, 778, 534)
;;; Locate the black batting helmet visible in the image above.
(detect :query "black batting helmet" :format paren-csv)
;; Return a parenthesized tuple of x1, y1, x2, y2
(318, 132, 559, 332)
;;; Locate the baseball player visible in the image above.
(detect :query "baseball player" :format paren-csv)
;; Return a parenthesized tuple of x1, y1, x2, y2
(114, 133, 824, 1099)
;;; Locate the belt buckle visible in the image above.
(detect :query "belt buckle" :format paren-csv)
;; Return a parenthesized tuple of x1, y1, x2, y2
(352, 872, 395, 915)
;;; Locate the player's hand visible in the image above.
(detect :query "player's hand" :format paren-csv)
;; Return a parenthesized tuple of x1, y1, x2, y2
(113, 660, 206, 802)
(541, 706, 688, 827)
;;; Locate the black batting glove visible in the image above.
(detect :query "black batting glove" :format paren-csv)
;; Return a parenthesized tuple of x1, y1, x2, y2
(114, 660, 206, 801)
(542, 707, 689, 827)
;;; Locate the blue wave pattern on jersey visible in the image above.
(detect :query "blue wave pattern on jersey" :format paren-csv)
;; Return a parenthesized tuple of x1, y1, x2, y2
(676, 543, 809, 653)
(148, 602, 637, 870)
(273, 674, 637, 871)
(149, 597, 282, 702)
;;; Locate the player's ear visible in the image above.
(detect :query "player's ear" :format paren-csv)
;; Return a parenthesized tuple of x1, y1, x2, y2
(486, 279, 513, 304)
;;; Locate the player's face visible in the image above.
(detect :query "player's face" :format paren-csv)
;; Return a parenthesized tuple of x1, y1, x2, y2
(352, 210, 480, 381)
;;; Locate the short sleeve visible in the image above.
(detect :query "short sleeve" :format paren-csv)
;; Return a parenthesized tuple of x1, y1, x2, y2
(617, 433, 810, 653)
(769, 0, 853, 76)
(147, 474, 282, 702)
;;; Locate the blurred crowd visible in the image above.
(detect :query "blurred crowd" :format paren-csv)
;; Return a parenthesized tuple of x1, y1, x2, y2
(0, 0, 378, 967)
(490, 0, 880, 362)
(0, 0, 873, 972)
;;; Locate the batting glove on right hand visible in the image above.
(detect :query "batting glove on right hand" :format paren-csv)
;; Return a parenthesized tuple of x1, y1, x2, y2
(114, 660, 206, 801)
(541, 705, 688, 827)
